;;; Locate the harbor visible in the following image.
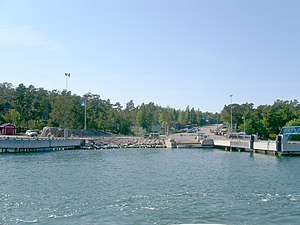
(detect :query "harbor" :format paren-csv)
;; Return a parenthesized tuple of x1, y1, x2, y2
(1, 125, 300, 156)
(1, 2, 299, 224)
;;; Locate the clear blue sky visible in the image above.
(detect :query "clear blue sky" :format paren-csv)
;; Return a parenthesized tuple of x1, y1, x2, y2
(1, 0, 299, 112)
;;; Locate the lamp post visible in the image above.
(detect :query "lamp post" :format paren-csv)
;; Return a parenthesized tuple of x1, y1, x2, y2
(85, 102, 87, 130)
(64, 73, 70, 138)
(243, 115, 246, 136)
(82, 100, 87, 130)
(65, 73, 70, 91)
(230, 94, 233, 137)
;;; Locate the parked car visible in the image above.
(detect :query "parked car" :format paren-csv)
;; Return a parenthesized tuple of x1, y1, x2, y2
(26, 130, 38, 137)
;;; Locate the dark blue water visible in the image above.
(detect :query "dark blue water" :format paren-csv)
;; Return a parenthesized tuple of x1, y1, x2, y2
(1, 148, 300, 225)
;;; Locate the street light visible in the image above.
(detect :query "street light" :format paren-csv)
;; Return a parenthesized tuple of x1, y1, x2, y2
(64, 73, 70, 138)
(243, 115, 246, 136)
(230, 94, 233, 136)
(82, 100, 87, 130)
(65, 73, 70, 91)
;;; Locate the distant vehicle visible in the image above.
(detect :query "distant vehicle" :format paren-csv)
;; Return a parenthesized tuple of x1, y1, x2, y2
(238, 133, 251, 139)
(149, 133, 160, 139)
(26, 130, 38, 137)
(226, 133, 239, 138)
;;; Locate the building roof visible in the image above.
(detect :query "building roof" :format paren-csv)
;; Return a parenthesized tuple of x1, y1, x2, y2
(0, 123, 16, 128)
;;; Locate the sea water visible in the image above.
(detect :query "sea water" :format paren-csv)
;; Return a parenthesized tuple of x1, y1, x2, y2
(1, 148, 300, 225)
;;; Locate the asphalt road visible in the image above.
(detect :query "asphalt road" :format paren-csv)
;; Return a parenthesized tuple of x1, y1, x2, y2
(168, 124, 221, 143)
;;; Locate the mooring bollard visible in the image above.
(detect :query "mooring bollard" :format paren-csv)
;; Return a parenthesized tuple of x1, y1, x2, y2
(276, 135, 282, 152)
(250, 135, 254, 150)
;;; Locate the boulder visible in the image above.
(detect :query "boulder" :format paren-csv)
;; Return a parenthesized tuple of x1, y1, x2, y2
(41, 126, 64, 137)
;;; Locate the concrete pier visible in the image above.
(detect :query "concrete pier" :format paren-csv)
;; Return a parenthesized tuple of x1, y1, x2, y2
(0, 138, 83, 153)
(213, 134, 300, 156)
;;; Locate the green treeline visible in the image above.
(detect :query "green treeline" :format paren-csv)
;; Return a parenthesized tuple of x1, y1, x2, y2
(1, 82, 299, 137)
(221, 101, 300, 138)
(0, 83, 218, 134)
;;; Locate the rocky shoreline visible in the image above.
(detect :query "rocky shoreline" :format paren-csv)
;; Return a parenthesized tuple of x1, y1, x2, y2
(84, 137, 165, 149)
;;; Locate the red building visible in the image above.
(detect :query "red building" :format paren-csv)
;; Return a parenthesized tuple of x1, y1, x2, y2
(0, 123, 17, 135)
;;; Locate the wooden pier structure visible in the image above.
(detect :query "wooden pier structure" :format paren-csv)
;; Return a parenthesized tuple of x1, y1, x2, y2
(0, 138, 83, 153)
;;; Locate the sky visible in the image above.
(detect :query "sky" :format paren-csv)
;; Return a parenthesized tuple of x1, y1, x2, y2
(0, 0, 300, 113)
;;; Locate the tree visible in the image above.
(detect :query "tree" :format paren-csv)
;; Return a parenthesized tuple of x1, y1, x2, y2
(178, 110, 188, 125)
(286, 119, 300, 127)
(136, 104, 150, 131)
(48, 94, 65, 127)
(2, 82, 299, 137)
(3, 109, 21, 127)
(125, 100, 135, 112)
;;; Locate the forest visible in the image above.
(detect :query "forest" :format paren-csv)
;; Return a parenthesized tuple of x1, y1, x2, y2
(0, 82, 218, 135)
(220, 100, 300, 138)
(1, 82, 299, 138)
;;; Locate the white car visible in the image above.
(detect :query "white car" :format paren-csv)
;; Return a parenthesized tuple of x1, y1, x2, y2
(26, 130, 38, 137)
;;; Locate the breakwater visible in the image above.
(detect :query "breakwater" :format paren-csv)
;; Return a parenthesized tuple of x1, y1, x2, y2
(85, 137, 165, 149)
(0, 136, 165, 152)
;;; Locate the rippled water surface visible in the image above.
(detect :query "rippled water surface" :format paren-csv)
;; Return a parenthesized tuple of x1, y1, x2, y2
(1, 148, 300, 225)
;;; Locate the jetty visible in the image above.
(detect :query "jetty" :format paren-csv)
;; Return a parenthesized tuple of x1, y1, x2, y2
(166, 136, 300, 156)
(213, 136, 277, 154)
(0, 137, 83, 153)
(166, 126, 300, 156)
(214, 126, 300, 156)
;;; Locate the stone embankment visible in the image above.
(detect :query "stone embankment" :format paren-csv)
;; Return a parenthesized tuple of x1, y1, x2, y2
(85, 137, 165, 149)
